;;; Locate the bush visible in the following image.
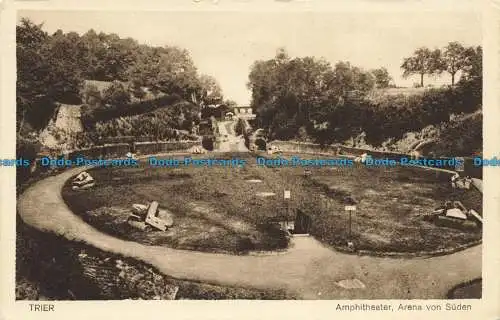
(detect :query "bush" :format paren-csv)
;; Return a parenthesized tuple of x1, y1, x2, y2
(84, 101, 200, 141)
(234, 118, 245, 136)
(102, 81, 131, 108)
(81, 83, 102, 108)
(83, 94, 182, 124)
(362, 83, 481, 147)
(256, 223, 290, 250)
(16, 137, 41, 187)
(426, 112, 482, 156)
(201, 136, 214, 151)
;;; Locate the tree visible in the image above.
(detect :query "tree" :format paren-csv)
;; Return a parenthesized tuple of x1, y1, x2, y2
(130, 81, 146, 101)
(371, 67, 392, 88)
(17, 18, 82, 133)
(461, 46, 482, 81)
(102, 81, 131, 107)
(81, 83, 102, 108)
(401, 47, 441, 87)
(197, 74, 223, 106)
(440, 42, 468, 86)
(17, 18, 49, 132)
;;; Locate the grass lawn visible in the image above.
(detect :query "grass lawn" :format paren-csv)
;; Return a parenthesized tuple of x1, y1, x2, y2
(62, 152, 482, 254)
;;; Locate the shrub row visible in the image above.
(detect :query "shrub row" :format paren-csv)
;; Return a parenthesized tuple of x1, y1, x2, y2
(361, 84, 481, 146)
(81, 94, 182, 124)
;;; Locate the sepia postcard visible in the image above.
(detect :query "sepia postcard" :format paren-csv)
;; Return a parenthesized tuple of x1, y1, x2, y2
(1, 0, 499, 319)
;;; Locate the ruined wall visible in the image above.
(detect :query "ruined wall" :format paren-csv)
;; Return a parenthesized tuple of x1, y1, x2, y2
(38, 104, 83, 151)
(267, 140, 481, 178)
(133, 141, 200, 155)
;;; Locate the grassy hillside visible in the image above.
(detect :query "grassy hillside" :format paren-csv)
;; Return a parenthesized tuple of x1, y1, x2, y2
(426, 111, 482, 157)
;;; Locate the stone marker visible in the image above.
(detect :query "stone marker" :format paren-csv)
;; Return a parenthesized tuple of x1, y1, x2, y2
(145, 201, 168, 231)
(336, 278, 366, 289)
(72, 171, 95, 190)
(445, 208, 467, 220)
(132, 204, 148, 217)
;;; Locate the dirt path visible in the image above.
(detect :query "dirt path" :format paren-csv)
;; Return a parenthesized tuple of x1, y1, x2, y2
(216, 120, 248, 152)
(18, 165, 481, 299)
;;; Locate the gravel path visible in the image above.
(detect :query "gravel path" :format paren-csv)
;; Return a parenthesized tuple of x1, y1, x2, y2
(217, 120, 248, 152)
(18, 164, 481, 299)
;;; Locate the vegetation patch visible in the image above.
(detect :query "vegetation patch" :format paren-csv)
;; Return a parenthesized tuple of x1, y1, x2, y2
(62, 153, 481, 255)
(16, 219, 295, 300)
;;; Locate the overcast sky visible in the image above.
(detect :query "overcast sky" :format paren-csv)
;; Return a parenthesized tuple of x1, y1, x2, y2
(19, 8, 481, 105)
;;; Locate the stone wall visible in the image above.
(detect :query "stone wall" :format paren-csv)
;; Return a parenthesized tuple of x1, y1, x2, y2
(268, 140, 481, 178)
(28, 141, 201, 181)
(133, 141, 200, 155)
(66, 143, 131, 161)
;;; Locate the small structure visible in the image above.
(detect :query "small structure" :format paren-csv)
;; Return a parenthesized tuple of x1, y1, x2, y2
(72, 171, 95, 190)
(225, 112, 234, 120)
(232, 106, 255, 119)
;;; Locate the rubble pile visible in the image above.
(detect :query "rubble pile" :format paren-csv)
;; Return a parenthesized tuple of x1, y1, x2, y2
(72, 171, 95, 191)
(127, 201, 174, 232)
(451, 173, 473, 190)
(427, 200, 482, 229)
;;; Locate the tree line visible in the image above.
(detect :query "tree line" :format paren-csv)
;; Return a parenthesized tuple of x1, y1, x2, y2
(16, 18, 225, 135)
(402, 42, 482, 87)
(248, 45, 481, 147)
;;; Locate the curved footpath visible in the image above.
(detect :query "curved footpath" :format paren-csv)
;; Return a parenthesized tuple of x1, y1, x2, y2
(18, 165, 482, 300)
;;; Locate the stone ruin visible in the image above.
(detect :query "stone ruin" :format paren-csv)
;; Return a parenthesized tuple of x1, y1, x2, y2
(72, 171, 95, 191)
(126, 152, 137, 159)
(189, 146, 207, 154)
(427, 200, 482, 229)
(354, 153, 370, 164)
(266, 145, 280, 155)
(451, 173, 473, 190)
(127, 201, 174, 232)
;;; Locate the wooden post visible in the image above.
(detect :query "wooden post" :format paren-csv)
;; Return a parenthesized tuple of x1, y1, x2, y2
(344, 196, 357, 245)
(348, 210, 352, 240)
